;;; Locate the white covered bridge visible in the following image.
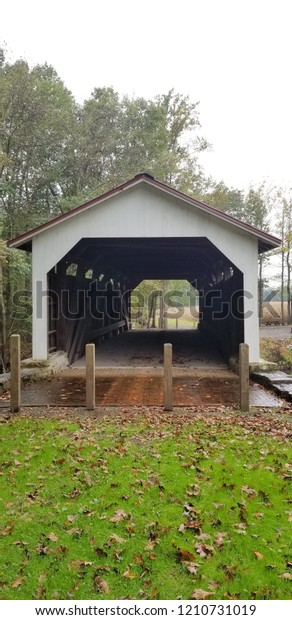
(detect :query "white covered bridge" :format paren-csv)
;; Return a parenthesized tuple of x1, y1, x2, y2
(8, 173, 281, 365)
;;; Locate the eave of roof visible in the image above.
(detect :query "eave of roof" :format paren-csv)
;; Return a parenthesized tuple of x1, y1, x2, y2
(7, 173, 282, 252)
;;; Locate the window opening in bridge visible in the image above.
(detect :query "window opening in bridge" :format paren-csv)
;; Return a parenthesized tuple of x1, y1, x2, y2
(85, 268, 93, 279)
(131, 280, 199, 330)
(66, 263, 78, 276)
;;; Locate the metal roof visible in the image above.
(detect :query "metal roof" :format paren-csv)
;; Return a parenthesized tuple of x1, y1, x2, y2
(7, 173, 281, 253)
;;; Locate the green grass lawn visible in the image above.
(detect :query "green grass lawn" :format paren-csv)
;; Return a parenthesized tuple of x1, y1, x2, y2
(0, 409, 291, 600)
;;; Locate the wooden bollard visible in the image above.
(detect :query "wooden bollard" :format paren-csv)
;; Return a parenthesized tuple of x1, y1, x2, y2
(86, 343, 95, 410)
(164, 343, 173, 411)
(239, 343, 249, 412)
(10, 334, 21, 413)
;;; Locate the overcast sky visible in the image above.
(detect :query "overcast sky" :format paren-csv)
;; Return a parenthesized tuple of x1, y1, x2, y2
(2, 0, 292, 191)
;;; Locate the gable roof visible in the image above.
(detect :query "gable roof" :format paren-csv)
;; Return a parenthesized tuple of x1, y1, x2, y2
(7, 173, 281, 253)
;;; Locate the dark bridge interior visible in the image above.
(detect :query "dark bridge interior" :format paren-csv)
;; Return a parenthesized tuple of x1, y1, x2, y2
(48, 237, 244, 364)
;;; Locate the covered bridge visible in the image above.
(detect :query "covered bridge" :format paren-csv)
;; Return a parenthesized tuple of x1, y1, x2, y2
(8, 173, 281, 364)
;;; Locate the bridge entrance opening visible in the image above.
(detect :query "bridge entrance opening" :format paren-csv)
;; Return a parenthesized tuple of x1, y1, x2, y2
(47, 238, 244, 366)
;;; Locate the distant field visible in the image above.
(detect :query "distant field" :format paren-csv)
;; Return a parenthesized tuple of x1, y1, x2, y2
(133, 302, 290, 328)
(261, 301, 289, 325)
(133, 306, 199, 329)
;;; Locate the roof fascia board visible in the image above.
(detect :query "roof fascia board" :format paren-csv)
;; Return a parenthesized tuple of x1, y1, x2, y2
(8, 177, 143, 249)
(146, 178, 281, 248)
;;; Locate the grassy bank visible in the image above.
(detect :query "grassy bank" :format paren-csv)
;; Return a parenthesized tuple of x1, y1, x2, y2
(260, 337, 292, 370)
(0, 410, 291, 600)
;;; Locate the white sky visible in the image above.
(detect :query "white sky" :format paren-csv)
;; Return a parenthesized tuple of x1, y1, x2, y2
(2, 0, 292, 191)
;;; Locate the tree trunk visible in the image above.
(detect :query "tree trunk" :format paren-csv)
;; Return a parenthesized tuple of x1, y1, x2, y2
(287, 246, 291, 324)
(280, 238, 285, 324)
(258, 256, 264, 326)
(0, 259, 7, 372)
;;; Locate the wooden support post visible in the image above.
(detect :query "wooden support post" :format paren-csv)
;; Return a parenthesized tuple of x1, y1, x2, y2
(10, 334, 21, 413)
(239, 343, 249, 412)
(164, 343, 173, 411)
(86, 343, 95, 410)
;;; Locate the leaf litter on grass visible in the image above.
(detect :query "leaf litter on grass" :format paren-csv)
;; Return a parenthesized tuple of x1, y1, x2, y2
(0, 407, 291, 600)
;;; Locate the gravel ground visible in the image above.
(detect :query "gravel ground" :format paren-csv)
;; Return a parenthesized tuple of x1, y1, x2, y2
(260, 325, 292, 339)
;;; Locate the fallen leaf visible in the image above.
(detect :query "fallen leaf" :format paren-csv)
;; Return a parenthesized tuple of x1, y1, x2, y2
(224, 592, 236, 600)
(280, 573, 292, 581)
(239, 505, 248, 524)
(195, 532, 211, 541)
(253, 512, 264, 519)
(47, 532, 58, 542)
(175, 547, 196, 562)
(107, 534, 125, 545)
(233, 522, 247, 535)
(67, 514, 77, 523)
(93, 575, 110, 593)
(144, 539, 159, 551)
(113, 549, 123, 562)
(95, 547, 108, 557)
(150, 587, 159, 598)
(214, 532, 227, 548)
(222, 483, 235, 491)
(55, 545, 68, 555)
(182, 561, 199, 574)
(11, 576, 24, 588)
(225, 564, 238, 579)
(184, 502, 201, 513)
(140, 567, 150, 579)
(38, 573, 47, 584)
(109, 509, 130, 523)
(67, 528, 83, 537)
(191, 589, 214, 600)
(186, 490, 201, 497)
(252, 550, 263, 560)
(184, 520, 201, 532)
(69, 560, 93, 570)
(123, 568, 136, 579)
(195, 542, 215, 558)
(0, 525, 14, 536)
(35, 543, 50, 556)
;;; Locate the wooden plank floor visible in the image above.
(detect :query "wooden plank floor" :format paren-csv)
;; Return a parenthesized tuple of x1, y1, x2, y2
(6, 367, 284, 407)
